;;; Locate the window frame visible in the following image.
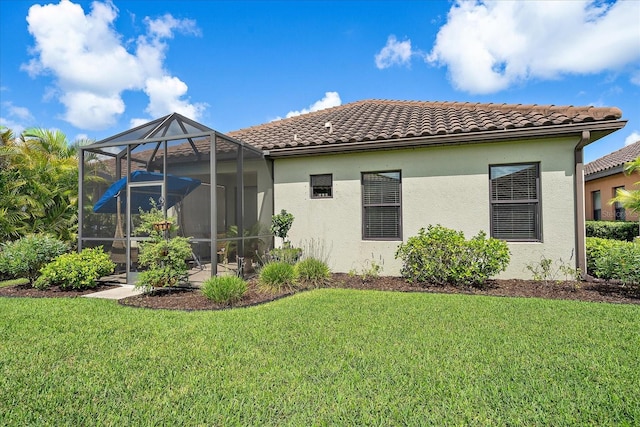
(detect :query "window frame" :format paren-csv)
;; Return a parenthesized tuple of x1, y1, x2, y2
(310, 174, 333, 199)
(613, 186, 625, 220)
(361, 170, 402, 241)
(489, 162, 542, 242)
(592, 190, 601, 220)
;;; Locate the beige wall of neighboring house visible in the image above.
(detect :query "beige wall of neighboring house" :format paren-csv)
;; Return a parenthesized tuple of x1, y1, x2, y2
(274, 136, 579, 280)
(585, 170, 639, 222)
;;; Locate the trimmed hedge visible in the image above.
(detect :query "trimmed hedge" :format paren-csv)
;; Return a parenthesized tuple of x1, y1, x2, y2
(586, 221, 639, 242)
(586, 237, 640, 285)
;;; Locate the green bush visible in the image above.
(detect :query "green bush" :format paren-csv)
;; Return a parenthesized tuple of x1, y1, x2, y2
(395, 225, 510, 286)
(268, 247, 303, 264)
(585, 237, 627, 275)
(0, 235, 69, 283)
(259, 261, 297, 292)
(587, 238, 640, 285)
(201, 276, 248, 303)
(34, 247, 115, 290)
(295, 257, 330, 287)
(135, 204, 192, 292)
(586, 221, 639, 241)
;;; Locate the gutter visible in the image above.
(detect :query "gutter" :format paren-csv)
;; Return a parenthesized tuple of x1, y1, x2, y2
(574, 130, 591, 278)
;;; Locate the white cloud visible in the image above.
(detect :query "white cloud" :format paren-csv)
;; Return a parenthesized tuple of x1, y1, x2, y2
(22, 0, 204, 130)
(427, 0, 640, 94)
(375, 35, 413, 69)
(625, 131, 640, 146)
(143, 76, 208, 119)
(285, 92, 342, 118)
(0, 101, 34, 135)
(2, 101, 34, 121)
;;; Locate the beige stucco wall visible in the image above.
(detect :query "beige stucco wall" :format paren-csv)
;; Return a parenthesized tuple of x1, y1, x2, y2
(274, 136, 580, 279)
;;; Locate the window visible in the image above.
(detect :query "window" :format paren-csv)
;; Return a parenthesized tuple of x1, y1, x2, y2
(362, 171, 401, 240)
(614, 186, 625, 220)
(592, 190, 601, 220)
(310, 174, 333, 198)
(489, 163, 541, 241)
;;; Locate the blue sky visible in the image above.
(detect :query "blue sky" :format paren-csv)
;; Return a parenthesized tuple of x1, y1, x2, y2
(1, 0, 639, 163)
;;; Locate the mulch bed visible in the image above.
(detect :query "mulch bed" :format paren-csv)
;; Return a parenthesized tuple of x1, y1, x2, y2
(0, 282, 120, 298)
(3, 273, 639, 310)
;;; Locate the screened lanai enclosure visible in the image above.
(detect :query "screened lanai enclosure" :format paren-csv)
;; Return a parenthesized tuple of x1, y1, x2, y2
(78, 113, 274, 284)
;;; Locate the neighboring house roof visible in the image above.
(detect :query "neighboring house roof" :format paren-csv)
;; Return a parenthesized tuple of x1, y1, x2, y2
(228, 99, 625, 157)
(584, 140, 640, 179)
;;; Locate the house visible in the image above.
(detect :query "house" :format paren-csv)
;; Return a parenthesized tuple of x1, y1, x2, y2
(584, 140, 640, 222)
(79, 100, 626, 282)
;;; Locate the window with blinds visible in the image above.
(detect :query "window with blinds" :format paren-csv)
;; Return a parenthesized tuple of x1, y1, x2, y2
(489, 163, 540, 241)
(362, 171, 401, 240)
(310, 174, 333, 198)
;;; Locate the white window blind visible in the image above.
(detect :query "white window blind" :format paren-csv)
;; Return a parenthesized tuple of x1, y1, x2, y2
(362, 171, 401, 240)
(490, 164, 540, 241)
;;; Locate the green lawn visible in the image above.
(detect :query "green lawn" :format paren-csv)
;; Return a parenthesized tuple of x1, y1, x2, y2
(1, 290, 638, 426)
(0, 278, 29, 288)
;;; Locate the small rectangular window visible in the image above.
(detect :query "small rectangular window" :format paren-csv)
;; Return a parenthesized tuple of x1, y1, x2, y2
(362, 171, 401, 240)
(489, 163, 541, 241)
(592, 190, 601, 220)
(310, 174, 333, 198)
(614, 186, 625, 220)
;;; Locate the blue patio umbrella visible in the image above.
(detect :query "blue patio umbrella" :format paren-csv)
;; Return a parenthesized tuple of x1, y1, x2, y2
(93, 171, 202, 214)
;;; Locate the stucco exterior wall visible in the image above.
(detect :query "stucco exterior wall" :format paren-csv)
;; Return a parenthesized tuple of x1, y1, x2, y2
(585, 173, 639, 222)
(273, 136, 580, 279)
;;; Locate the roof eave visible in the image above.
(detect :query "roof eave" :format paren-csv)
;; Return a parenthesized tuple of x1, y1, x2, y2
(263, 120, 627, 158)
(585, 164, 625, 181)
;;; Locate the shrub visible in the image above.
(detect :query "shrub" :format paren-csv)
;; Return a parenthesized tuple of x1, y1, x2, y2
(135, 204, 192, 292)
(585, 237, 628, 275)
(34, 246, 115, 290)
(525, 256, 581, 285)
(395, 225, 510, 286)
(201, 276, 248, 303)
(295, 257, 330, 287)
(259, 261, 297, 292)
(0, 235, 69, 283)
(268, 247, 303, 264)
(592, 240, 640, 285)
(586, 221, 638, 241)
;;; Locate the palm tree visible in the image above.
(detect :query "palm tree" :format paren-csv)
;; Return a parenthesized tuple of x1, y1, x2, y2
(0, 126, 88, 243)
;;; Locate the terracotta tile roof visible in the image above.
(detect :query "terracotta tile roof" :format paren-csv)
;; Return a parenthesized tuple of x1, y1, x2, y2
(228, 99, 623, 153)
(585, 140, 640, 176)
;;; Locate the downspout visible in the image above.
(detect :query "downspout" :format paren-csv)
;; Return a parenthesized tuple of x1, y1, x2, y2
(574, 130, 590, 278)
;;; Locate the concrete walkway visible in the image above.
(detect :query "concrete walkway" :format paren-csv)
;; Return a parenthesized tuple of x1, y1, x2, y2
(83, 285, 144, 300)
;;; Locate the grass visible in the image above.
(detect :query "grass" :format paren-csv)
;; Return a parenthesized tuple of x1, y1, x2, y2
(0, 277, 29, 288)
(1, 290, 639, 426)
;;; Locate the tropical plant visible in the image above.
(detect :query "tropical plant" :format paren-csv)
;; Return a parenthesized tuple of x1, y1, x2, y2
(135, 203, 192, 293)
(0, 126, 91, 244)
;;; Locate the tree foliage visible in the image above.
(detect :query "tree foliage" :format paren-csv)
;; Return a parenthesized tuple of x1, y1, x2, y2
(0, 126, 90, 244)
